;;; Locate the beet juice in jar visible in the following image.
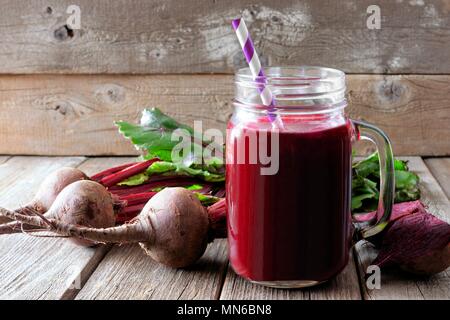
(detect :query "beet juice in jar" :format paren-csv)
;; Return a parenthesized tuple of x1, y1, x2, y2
(226, 67, 395, 288)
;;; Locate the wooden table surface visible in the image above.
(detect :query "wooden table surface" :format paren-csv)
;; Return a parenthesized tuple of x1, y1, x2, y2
(0, 156, 448, 300)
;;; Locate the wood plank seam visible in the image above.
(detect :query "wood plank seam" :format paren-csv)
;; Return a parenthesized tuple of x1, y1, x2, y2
(351, 248, 366, 300)
(0, 156, 12, 164)
(56, 156, 109, 300)
(424, 158, 450, 201)
(214, 261, 231, 300)
(67, 157, 138, 300)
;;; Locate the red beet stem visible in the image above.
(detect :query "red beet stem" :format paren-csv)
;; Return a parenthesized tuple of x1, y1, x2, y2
(115, 203, 147, 224)
(90, 162, 137, 181)
(207, 198, 227, 240)
(119, 192, 156, 206)
(214, 187, 226, 198)
(121, 203, 146, 214)
(116, 211, 141, 224)
(100, 159, 159, 187)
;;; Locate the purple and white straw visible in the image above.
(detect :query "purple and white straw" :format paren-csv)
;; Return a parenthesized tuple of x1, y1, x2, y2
(232, 18, 275, 109)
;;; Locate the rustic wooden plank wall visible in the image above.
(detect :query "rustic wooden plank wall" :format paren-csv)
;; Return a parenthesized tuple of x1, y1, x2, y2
(1, 0, 450, 74)
(0, 74, 449, 156)
(0, 0, 449, 156)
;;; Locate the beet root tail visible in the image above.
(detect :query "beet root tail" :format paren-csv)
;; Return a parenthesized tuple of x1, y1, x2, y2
(0, 220, 43, 235)
(0, 206, 150, 244)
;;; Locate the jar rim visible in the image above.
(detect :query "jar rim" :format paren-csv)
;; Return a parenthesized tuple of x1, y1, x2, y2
(232, 99, 347, 115)
(235, 66, 345, 83)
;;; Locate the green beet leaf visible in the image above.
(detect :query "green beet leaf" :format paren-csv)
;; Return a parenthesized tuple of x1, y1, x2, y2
(352, 152, 420, 213)
(186, 184, 204, 191)
(195, 193, 221, 206)
(146, 161, 225, 182)
(117, 173, 149, 186)
(116, 108, 225, 181)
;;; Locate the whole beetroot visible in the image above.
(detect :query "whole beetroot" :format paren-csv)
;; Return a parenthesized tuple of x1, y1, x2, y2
(30, 167, 89, 213)
(1, 188, 226, 268)
(45, 180, 118, 246)
(356, 201, 450, 275)
(372, 210, 450, 275)
(0, 180, 118, 246)
(0, 167, 88, 229)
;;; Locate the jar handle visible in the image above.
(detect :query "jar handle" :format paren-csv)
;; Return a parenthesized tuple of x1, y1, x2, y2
(351, 120, 395, 238)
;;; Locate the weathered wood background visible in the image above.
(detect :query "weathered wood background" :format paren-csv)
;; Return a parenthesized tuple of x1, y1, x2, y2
(0, 0, 449, 156)
(2, 0, 450, 74)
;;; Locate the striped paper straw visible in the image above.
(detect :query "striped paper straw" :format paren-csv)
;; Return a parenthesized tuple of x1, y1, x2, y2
(232, 18, 276, 116)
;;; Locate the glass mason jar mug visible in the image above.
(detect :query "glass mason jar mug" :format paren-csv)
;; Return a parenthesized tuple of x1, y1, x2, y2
(226, 66, 395, 288)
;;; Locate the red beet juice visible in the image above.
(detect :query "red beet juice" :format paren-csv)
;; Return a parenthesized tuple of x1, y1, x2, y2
(226, 115, 353, 283)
